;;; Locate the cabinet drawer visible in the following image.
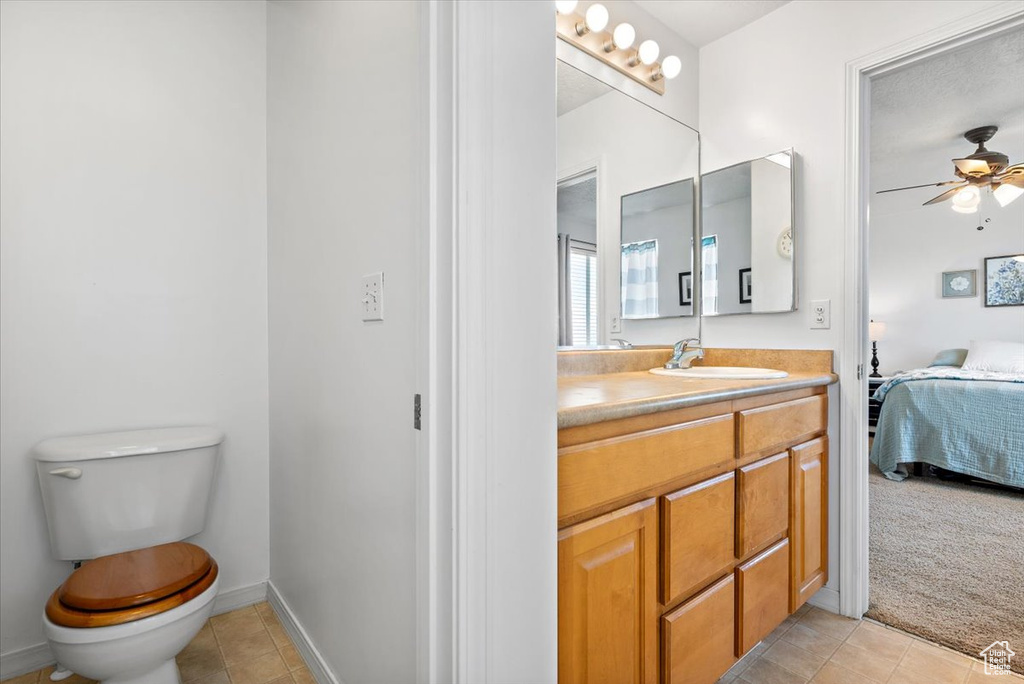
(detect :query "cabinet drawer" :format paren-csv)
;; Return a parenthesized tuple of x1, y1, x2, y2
(559, 414, 735, 523)
(737, 395, 826, 457)
(662, 574, 736, 684)
(736, 538, 790, 656)
(736, 453, 789, 559)
(661, 473, 735, 606)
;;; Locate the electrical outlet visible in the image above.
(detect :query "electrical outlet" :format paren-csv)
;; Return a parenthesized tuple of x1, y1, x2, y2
(811, 299, 830, 329)
(362, 272, 384, 321)
(610, 315, 622, 334)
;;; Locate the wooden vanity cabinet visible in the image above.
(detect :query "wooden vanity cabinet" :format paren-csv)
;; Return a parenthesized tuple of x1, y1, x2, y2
(790, 437, 829, 611)
(558, 387, 830, 684)
(558, 499, 659, 684)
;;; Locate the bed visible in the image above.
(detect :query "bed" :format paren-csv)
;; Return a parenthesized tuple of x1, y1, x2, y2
(869, 366, 1024, 488)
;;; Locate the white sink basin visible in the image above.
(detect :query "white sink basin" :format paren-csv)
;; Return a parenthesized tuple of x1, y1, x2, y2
(650, 366, 789, 380)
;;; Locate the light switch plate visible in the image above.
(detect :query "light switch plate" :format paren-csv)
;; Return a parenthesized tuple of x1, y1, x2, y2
(362, 272, 384, 321)
(811, 299, 830, 329)
(610, 315, 622, 334)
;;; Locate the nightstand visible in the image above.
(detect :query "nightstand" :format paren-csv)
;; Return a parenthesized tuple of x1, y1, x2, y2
(868, 376, 891, 433)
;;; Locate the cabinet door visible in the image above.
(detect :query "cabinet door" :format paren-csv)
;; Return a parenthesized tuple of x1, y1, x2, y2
(736, 538, 790, 656)
(559, 498, 659, 684)
(736, 452, 789, 559)
(662, 574, 736, 684)
(662, 472, 735, 606)
(790, 437, 828, 611)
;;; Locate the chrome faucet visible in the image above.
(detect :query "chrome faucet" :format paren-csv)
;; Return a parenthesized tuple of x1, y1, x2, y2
(611, 338, 633, 349)
(665, 338, 704, 369)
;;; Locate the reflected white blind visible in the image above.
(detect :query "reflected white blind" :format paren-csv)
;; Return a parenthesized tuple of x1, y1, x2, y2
(570, 246, 597, 346)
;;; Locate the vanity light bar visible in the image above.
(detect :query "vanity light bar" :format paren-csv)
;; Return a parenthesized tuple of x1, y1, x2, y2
(555, 2, 679, 96)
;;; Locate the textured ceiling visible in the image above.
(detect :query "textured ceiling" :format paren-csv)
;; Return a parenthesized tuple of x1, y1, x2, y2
(623, 179, 693, 217)
(871, 28, 1024, 196)
(557, 60, 613, 117)
(635, 0, 790, 48)
(557, 176, 597, 224)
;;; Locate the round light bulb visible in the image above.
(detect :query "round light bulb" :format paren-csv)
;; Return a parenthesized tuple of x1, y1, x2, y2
(637, 39, 660, 66)
(612, 23, 636, 50)
(555, 0, 578, 14)
(661, 55, 682, 80)
(952, 185, 981, 210)
(585, 3, 609, 32)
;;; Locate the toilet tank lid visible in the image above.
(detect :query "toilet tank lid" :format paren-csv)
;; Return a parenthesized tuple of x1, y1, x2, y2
(32, 427, 225, 463)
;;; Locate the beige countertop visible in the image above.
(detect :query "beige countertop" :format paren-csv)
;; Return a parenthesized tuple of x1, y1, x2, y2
(558, 350, 838, 429)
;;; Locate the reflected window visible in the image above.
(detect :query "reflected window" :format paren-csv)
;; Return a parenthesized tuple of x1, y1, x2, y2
(570, 243, 598, 346)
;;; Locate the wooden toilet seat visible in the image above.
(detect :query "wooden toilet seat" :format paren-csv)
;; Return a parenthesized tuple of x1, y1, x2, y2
(46, 542, 218, 628)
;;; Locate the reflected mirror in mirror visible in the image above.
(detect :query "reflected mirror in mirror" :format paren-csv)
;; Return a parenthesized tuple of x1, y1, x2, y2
(621, 179, 694, 319)
(700, 150, 795, 316)
(557, 59, 699, 347)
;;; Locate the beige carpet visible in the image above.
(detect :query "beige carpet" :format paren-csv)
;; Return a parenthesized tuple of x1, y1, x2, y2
(867, 465, 1024, 674)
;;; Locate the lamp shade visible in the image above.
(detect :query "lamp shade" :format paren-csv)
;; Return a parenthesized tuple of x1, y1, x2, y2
(869, 320, 887, 341)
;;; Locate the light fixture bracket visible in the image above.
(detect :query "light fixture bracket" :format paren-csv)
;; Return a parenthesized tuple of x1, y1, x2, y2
(555, 13, 665, 95)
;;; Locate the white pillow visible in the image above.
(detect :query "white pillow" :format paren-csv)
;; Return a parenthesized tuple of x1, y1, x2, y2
(961, 340, 1024, 374)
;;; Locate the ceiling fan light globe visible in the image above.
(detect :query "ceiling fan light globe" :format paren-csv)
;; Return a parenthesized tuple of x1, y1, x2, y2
(993, 183, 1024, 207)
(951, 185, 981, 210)
(951, 204, 978, 214)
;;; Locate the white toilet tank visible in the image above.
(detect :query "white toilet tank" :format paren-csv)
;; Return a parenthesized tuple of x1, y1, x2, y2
(33, 427, 224, 561)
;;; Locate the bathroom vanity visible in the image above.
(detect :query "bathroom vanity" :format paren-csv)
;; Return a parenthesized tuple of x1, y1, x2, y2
(557, 349, 836, 684)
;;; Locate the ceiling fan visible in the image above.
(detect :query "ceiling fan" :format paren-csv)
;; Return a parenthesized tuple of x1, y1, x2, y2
(877, 125, 1024, 213)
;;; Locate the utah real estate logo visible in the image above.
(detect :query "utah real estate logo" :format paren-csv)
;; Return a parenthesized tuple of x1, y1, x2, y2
(980, 641, 1015, 676)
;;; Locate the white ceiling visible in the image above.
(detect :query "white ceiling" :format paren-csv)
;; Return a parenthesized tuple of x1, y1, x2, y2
(557, 176, 597, 224)
(635, 0, 790, 48)
(871, 28, 1024, 199)
(557, 60, 613, 116)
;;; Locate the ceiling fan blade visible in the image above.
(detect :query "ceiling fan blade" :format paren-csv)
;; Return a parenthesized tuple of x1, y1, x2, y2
(875, 180, 960, 194)
(995, 163, 1024, 179)
(923, 184, 967, 205)
(953, 158, 991, 176)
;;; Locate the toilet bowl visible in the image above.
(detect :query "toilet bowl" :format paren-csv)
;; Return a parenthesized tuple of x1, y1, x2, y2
(33, 427, 224, 684)
(42, 542, 220, 684)
(44, 577, 218, 684)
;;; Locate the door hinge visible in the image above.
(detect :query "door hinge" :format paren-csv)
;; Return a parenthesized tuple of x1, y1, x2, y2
(414, 393, 422, 431)
(857, 364, 863, 380)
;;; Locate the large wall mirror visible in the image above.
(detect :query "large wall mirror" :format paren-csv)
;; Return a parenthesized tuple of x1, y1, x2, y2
(557, 60, 699, 347)
(700, 151, 796, 316)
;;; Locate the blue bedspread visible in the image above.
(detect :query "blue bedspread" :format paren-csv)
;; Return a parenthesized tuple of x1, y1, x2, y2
(869, 368, 1024, 487)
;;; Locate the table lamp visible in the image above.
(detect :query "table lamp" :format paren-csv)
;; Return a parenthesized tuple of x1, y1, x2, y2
(869, 320, 887, 378)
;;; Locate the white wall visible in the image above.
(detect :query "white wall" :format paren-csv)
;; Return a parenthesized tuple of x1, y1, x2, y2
(870, 142, 1024, 374)
(0, 0, 269, 663)
(266, 2, 420, 682)
(558, 91, 700, 344)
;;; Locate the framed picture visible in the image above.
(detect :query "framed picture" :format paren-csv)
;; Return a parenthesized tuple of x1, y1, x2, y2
(739, 268, 752, 304)
(984, 254, 1024, 307)
(678, 271, 692, 306)
(941, 269, 976, 298)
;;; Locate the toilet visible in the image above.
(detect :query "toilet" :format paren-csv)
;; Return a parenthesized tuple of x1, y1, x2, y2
(33, 427, 224, 684)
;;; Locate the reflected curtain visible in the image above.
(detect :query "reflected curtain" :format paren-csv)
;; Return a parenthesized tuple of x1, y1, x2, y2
(557, 233, 573, 346)
(621, 239, 659, 318)
(702, 235, 719, 315)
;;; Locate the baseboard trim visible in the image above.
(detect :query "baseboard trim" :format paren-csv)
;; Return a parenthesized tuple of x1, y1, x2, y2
(267, 581, 342, 684)
(0, 642, 54, 681)
(809, 586, 841, 614)
(212, 580, 268, 615)
(0, 580, 269, 680)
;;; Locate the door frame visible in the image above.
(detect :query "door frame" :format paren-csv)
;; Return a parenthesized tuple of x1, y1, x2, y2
(421, 1, 559, 682)
(838, 2, 1024, 619)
